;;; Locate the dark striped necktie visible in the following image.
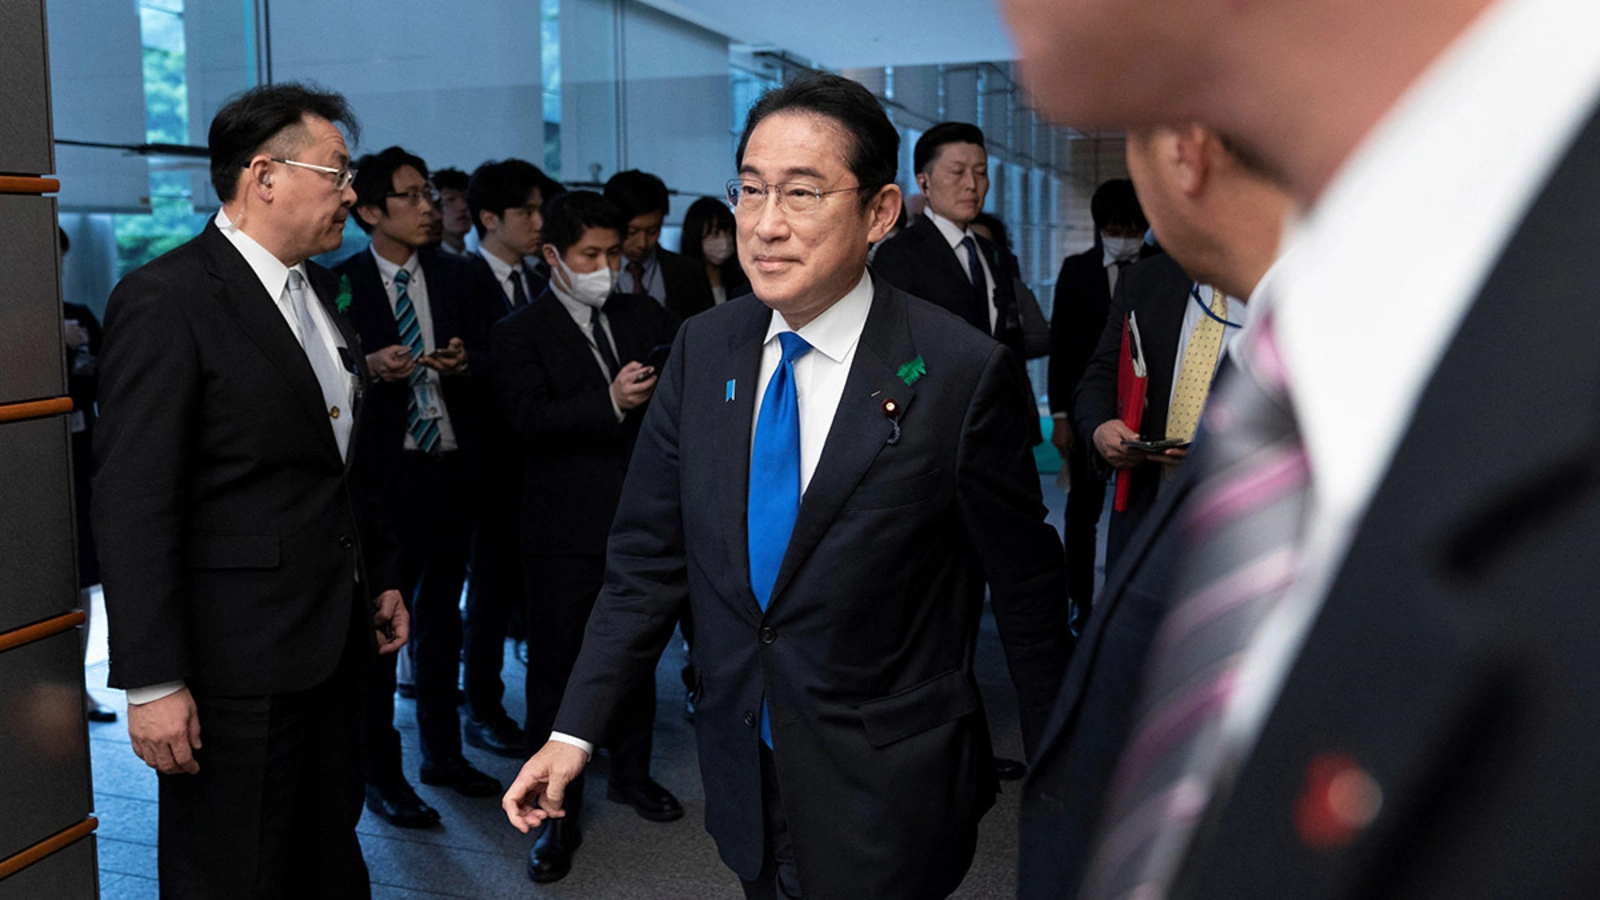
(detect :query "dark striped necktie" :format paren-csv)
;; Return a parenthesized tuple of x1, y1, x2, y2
(393, 268, 441, 454)
(1082, 317, 1310, 899)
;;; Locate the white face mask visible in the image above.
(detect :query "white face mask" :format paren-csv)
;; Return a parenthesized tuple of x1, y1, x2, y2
(1101, 233, 1144, 263)
(556, 256, 616, 308)
(701, 233, 734, 266)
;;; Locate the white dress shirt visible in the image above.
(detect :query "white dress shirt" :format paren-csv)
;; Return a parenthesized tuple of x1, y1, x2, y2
(1165, 284, 1247, 414)
(372, 248, 459, 453)
(129, 209, 355, 706)
(549, 275, 627, 422)
(925, 208, 999, 331)
(1218, 0, 1600, 772)
(548, 269, 876, 758)
(480, 247, 538, 309)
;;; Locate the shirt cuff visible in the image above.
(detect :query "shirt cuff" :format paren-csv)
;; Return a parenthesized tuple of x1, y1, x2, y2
(549, 732, 594, 759)
(609, 393, 626, 423)
(1051, 411, 1068, 420)
(126, 681, 185, 706)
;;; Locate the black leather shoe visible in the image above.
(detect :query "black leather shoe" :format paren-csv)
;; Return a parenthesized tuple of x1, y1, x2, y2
(527, 817, 582, 883)
(606, 777, 684, 822)
(420, 756, 502, 797)
(465, 716, 527, 758)
(994, 756, 1027, 781)
(87, 701, 118, 723)
(365, 782, 441, 828)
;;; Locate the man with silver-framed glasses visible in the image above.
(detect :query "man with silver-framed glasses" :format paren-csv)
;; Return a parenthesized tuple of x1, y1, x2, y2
(95, 82, 406, 896)
(503, 73, 1070, 900)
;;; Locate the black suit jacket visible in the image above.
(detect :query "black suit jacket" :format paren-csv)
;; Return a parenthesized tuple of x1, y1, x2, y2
(1048, 244, 1162, 421)
(337, 249, 496, 476)
(654, 246, 716, 319)
(93, 222, 399, 696)
(1158, 107, 1600, 900)
(1072, 252, 1194, 566)
(551, 274, 1071, 899)
(1019, 452, 1202, 898)
(490, 289, 680, 556)
(872, 213, 1023, 357)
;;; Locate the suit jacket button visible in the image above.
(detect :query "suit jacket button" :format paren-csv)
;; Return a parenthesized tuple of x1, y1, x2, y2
(758, 626, 777, 645)
(743, 711, 756, 728)
(338, 534, 354, 550)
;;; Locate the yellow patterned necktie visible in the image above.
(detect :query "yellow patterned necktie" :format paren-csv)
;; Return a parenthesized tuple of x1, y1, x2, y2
(1167, 287, 1228, 441)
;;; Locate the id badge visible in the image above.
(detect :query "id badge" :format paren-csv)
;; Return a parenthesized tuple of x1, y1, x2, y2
(70, 410, 87, 434)
(414, 380, 444, 421)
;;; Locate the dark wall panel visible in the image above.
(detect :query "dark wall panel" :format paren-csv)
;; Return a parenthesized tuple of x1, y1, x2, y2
(0, 0, 54, 176)
(0, 834, 97, 900)
(0, 194, 65, 405)
(0, 629, 94, 864)
(0, 415, 76, 636)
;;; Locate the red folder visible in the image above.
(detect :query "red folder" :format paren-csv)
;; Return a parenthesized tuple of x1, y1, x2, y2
(1113, 311, 1149, 512)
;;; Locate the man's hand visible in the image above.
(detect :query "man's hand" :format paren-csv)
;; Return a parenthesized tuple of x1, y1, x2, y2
(373, 589, 409, 654)
(503, 741, 590, 833)
(128, 687, 202, 775)
(1050, 417, 1073, 455)
(1093, 419, 1151, 470)
(610, 361, 658, 411)
(367, 345, 416, 382)
(417, 337, 468, 375)
(1149, 446, 1190, 466)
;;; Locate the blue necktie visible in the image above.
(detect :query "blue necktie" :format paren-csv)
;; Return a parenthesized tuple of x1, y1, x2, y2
(960, 235, 991, 334)
(393, 269, 441, 454)
(747, 331, 813, 747)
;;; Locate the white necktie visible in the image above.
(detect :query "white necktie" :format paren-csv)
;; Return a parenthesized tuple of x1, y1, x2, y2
(286, 269, 354, 460)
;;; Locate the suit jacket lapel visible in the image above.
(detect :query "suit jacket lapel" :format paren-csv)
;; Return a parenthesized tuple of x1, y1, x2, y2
(200, 223, 342, 461)
(309, 261, 366, 470)
(767, 275, 916, 609)
(713, 299, 774, 610)
(534, 291, 612, 390)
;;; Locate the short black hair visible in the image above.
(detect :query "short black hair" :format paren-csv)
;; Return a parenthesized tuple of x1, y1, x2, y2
(433, 167, 469, 193)
(603, 170, 670, 221)
(466, 158, 551, 237)
(208, 81, 358, 204)
(736, 73, 898, 208)
(914, 122, 986, 176)
(541, 190, 627, 257)
(1090, 178, 1148, 233)
(678, 196, 735, 264)
(58, 226, 70, 255)
(350, 146, 430, 234)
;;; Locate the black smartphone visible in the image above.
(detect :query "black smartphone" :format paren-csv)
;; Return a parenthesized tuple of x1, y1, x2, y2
(1121, 438, 1190, 452)
(643, 343, 671, 371)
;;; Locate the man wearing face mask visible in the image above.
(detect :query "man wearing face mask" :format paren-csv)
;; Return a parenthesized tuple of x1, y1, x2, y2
(490, 190, 683, 883)
(1045, 179, 1152, 629)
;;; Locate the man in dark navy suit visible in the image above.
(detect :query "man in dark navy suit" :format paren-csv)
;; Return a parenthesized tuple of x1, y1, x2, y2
(491, 190, 684, 883)
(339, 146, 502, 828)
(503, 74, 1071, 900)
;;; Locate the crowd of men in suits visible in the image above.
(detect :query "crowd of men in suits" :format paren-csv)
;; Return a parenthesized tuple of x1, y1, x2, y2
(85, 0, 1599, 890)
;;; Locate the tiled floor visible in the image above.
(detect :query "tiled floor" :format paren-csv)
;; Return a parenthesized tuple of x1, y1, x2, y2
(83, 479, 1082, 898)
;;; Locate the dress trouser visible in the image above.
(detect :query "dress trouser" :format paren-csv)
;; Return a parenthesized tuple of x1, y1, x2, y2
(463, 460, 523, 724)
(158, 592, 370, 899)
(739, 747, 803, 900)
(364, 450, 473, 787)
(523, 551, 658, 815)
(1062, 440, 1107, 629)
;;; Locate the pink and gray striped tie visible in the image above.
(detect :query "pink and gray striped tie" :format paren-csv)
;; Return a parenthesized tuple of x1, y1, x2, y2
(1081, 319, 1310, 900)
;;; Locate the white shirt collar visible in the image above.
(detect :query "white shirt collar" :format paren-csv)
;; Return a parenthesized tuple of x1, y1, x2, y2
(923, 207, 974, 251)
(215, 209, 306, 301)
(762, 269, 874, 364)
(1271, 0, 1600, 531)
(479, 246, 519, 284)
(371, 246, 419, 287)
